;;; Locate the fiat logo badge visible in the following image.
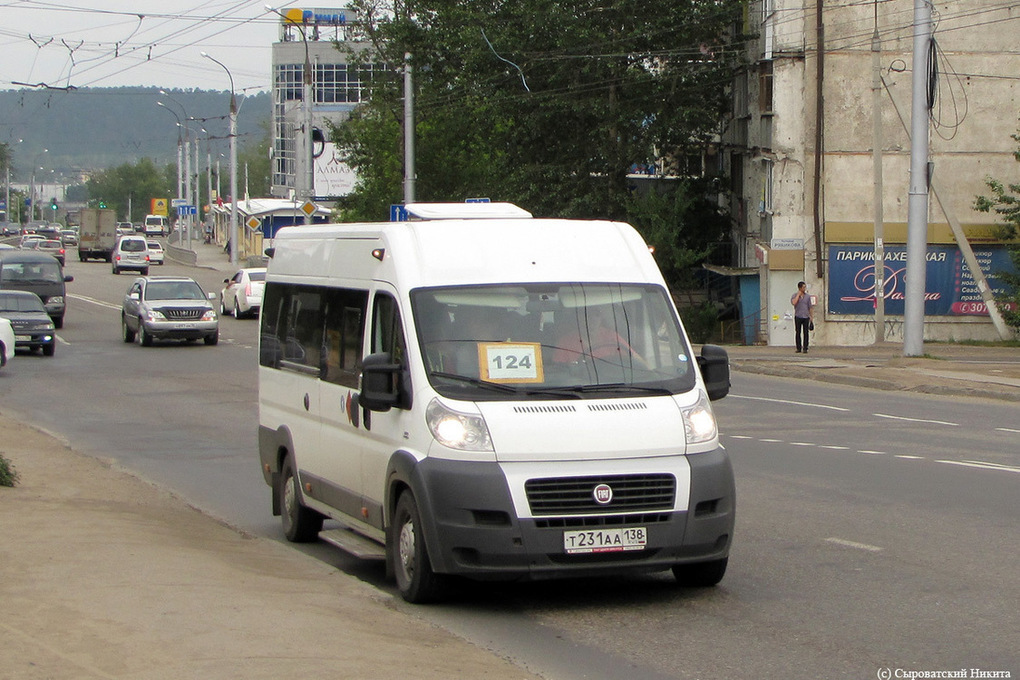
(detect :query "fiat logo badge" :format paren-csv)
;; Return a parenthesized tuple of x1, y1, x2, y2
(593, 483, 613, 505)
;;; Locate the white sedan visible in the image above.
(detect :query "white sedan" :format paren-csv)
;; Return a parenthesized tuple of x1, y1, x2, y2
(0, 317, 14, 368)
(220, 267, 266, 318)
(146, 240, 165, 265)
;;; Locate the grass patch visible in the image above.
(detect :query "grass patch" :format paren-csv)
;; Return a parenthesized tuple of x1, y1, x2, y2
(0, 452, 20, 487)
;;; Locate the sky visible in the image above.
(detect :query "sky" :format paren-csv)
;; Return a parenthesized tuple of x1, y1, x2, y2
(0, 0, 289, 93)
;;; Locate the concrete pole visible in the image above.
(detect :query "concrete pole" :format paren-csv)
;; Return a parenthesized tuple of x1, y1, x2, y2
(903, 0, 932, 357)
(872, 27, 885, 343)
(229, 99, 239, 266)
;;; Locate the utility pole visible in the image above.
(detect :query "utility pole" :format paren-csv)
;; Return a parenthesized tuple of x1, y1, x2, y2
(871, 16, 885, 343)
(403, 52, 415, 204)
(903, 0, 933, 357)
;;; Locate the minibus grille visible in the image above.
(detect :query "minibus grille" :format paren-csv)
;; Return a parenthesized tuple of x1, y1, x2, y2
(525, 474, 675, 516)
(161, 307, 206, 320)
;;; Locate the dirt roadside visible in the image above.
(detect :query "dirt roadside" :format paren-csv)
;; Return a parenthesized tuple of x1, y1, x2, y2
(0, 414, 541, 680)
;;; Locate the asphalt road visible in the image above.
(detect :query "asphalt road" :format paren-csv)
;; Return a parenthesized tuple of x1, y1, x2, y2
(2, 255, 1016, 679)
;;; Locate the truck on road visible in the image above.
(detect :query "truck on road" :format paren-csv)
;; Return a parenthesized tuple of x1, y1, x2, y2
(78, 208, 117, 262)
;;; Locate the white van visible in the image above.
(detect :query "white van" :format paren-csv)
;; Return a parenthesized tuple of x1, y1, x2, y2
(143, 214, 168, 237)
(258, 203, 734, 602)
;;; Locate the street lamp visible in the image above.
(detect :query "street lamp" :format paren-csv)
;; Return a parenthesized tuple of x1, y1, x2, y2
(156, 102, 185, 206)
(29, 148, 48, 222)
(160, 90, 194, 247)
(265, 5, 314, 222)
(201, 51, 239, 267)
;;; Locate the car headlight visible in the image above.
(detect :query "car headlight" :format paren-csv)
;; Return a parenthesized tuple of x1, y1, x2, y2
(681, 391, 718, 445)
(146, 310, 167, 321)
(201, 310, 217, 321)
(426, 399, 493, 452)
(48, 296, 64, 304)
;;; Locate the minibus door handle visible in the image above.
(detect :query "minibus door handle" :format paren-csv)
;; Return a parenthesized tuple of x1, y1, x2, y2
(303, 393, 310, 411)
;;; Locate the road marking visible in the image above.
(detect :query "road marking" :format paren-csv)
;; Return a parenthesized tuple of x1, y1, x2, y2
(825, 537, 883, 552)
(996, 427, 1020, 434)
(727, 435, 754, 440)
(731, 395, 851, 412)
(857, 450, 886, 455)
(759, 438, 784, 443)
(894, 455, 924, 460)
(70, 294, 120, 311)
(790, 442, 814, 447)
(873, 413, 959, 427)
(819, 445, 850, 450)
(935, 460, 1020, 474)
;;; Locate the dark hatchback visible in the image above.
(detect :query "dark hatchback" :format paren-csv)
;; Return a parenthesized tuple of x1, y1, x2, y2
(0, 290, 56, 356)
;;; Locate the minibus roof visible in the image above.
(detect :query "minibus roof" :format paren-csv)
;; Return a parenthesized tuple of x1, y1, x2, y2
(404, 202, 533, 220)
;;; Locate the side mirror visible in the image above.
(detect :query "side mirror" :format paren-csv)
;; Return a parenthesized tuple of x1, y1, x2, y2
(64, 275, 74, 283)
(208, 292, 217, 301)
(129, 292, 140, 300)
(697, 344, 730, 401)
(359, 352, 403, 412)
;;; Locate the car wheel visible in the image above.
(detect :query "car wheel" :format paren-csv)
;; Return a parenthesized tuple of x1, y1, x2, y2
(672, 557, 728, 588)
(391, 490, 445, 603)
(204, 332, 219, 346)
(280, 453, 323, 542)
(141, 267, 149, 276)
(112, 266, 118, 274)
(220, 296, 229, 316)
(53, 316, 63, 330)
(122, 315, 136, 343)
(139, 322, 153, 347)
(234, 298, 243, 319)
(43, 342, 55, 357)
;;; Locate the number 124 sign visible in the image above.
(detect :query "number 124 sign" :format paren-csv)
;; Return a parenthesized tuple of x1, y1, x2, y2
(479, 342, 544, 383)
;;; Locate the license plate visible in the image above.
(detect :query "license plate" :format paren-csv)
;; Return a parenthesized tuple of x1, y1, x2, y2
(15, 335, 30, 341)
(563, 527, 647, 554)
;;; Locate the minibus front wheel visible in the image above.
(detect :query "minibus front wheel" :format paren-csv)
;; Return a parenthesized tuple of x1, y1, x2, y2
(280, 453, 323, 542)
(392, 490, 445, 603)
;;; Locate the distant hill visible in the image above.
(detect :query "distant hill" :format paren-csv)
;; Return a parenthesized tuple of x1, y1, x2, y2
(1, 87, 272, 178)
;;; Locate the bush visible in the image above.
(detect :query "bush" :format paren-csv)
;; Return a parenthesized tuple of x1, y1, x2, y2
(0, 453, 20, 487)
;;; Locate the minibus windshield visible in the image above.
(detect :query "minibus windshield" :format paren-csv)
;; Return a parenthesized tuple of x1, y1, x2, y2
(411, 283, 696, 400)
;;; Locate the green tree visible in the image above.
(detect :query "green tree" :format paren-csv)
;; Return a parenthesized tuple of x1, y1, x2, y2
(334, 0, 743, 280)
(86, 158, 173, 223)
(974, 126, 1020, 331)
(238, 125, 273, 199)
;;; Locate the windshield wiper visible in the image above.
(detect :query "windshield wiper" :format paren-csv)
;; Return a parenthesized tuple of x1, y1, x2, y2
(429, 371, 521, 394)
(536, 383, 675, 396)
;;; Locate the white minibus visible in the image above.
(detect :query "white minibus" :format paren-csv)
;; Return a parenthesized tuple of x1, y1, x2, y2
(258, 203, 734, 602)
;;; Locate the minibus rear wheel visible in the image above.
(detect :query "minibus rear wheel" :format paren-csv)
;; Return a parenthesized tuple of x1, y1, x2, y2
(281, 453, 323, 542)
(392, 491, 444, 603)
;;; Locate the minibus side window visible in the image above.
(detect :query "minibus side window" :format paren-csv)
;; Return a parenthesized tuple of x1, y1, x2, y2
(259, 283, 286, 368)
(323, 288, 368, 387)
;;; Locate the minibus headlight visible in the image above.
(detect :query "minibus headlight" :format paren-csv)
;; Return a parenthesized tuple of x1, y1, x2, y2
(426, 399, 493, 452)
(681, 392, 718, 445)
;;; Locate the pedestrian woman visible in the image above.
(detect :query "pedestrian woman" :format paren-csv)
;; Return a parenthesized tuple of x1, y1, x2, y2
(791, 281, 814, 353)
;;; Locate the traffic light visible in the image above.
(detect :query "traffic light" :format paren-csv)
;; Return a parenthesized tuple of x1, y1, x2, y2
(50, 198, 58, 211)
(98, 200, 107, 208)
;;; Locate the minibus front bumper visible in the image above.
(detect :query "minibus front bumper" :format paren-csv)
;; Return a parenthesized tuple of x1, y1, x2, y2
(410, 447, 735, 580)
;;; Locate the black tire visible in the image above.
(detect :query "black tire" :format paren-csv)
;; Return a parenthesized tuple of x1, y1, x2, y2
(122, 315, 136, 343)
(234, 298, 243, 319)
(220, 297, 229, 316)
(112, 266, 118, 274)
(672, 557, 728, 588)
(280, 453, 323, 542)
(53, 316, 63, 329)
(141, 267, 149, 276)
(204, 332, 219, 346)
(42, 342, 55, 357)
(391, 490, 445, 603)
(139, 322, 153, 347)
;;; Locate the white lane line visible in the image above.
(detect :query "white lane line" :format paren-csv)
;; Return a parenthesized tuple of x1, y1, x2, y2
(819, 445, 850, 451)
(728, 435, 754, 440)
(873, 413, 960, 427)
(996, 427, 1020, 434)
(759, 438, 784, 443)
(894, 455, 924, 460)
(790, 442, 814, 447)
(857, 450, 887, 455)
(70, 294, 120, 311)
(935, 460, 1020, 474)
(826, 537, 883, 552)
(731, 395, 851, 412)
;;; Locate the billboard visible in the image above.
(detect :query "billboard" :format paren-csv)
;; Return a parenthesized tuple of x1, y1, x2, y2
(828, 245, 1016, 316)
(313, 142, 356, 199)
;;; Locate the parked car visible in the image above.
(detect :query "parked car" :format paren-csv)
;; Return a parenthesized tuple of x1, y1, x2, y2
(60, 230, 79, 247)
(0, 317, 14, 368)
(220, 267, 266, 318)
(112, 235, 150, 275)
(27, 239, 66, 265)
(0, 290, 56, 356)
(121, 276, 218, 347)
(146, 240, 165, 265)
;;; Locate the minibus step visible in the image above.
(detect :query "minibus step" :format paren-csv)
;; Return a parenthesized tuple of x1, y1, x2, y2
(319, 528, 386, 560)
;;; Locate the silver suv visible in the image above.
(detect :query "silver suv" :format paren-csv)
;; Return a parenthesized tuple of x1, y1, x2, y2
(121, 276, 218, 346)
